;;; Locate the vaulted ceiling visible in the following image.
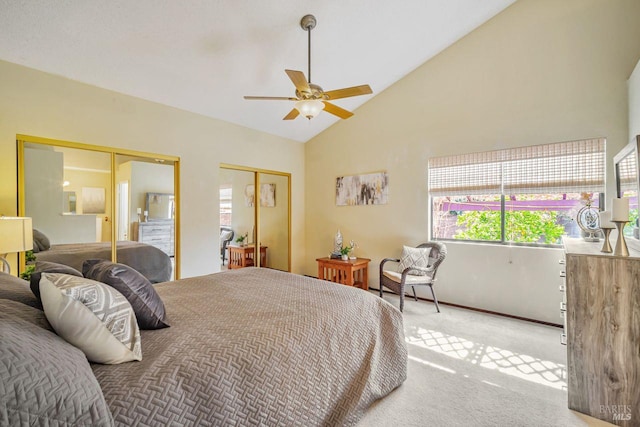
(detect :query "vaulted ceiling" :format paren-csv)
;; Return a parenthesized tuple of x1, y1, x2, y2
(0, 1, 516, 142)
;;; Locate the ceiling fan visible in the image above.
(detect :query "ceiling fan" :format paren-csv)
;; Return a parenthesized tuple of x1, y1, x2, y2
(244, 14, 373, 121)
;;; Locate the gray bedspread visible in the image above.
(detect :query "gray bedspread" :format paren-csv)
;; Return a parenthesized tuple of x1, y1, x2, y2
(92, 268, 407, 426)
(35, 241, 171, 283)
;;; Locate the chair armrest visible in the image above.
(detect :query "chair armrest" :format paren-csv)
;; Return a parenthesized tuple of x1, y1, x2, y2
(380, 258, 400, 276)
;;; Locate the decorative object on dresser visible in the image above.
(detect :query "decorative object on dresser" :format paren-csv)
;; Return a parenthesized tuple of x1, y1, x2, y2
(611, 197, 630, 256)
(598, 210, 615, 253)
(562, 237, 640, 425)
(132, 219, 175, 257)
(379, 242, 447, 312)
(576, 192, 600, 241)
(316, 256, 370, 290)
(0, 216, 33, 274)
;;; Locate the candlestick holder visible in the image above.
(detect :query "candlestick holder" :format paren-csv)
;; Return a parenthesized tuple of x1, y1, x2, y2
(600, 227, 614, 253)
(613, 221, 629, 257)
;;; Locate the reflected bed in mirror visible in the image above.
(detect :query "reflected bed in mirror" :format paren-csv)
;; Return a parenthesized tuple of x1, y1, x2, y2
(613, 135, 640, 238)
(146, 192, 175, 221)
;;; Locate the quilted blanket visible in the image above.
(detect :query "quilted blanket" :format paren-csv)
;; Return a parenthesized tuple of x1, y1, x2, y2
(91, 267, 407, 426)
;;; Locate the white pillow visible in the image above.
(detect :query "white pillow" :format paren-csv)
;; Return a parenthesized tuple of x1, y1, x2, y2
(39, 273, 142, 364)
(397, 246, 431, 276)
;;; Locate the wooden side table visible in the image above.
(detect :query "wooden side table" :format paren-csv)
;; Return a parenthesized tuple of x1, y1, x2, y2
(228, 245, 268, 269)
(316, 257, 371, 290)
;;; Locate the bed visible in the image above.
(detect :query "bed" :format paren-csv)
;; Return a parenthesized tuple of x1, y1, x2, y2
(35, 241, 172, 283)
(1, 267, 407, 426)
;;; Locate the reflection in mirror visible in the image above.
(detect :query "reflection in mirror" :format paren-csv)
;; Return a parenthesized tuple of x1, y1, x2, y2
(614, 136, 640, 238)
(19, 137, 180, 282)
(115, 154, 176, 279)
(219, 168, 257, 269)
(147, 193, 175, 220)
(63, 191, 77, 214)
(258, 172, 290, 272)
(23, 142, 111, 245)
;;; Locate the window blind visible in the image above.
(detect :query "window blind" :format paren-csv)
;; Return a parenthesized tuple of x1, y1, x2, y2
(428, 138, 605, 197)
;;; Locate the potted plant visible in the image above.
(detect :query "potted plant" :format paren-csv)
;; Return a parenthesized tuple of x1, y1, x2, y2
(236, 232, 248, 247)
(339, 246, 351, 261)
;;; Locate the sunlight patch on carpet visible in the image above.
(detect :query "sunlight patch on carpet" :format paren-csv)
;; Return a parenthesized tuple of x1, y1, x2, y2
(406, 327, 566, 390)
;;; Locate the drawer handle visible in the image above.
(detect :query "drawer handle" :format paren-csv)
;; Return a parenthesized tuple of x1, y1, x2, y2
(559, 271, 566, 278)
(558, 259, 566, 265)
(560, 302, 566, 312)
(559, 284, 566, 292)
(560, 333, 567, 345)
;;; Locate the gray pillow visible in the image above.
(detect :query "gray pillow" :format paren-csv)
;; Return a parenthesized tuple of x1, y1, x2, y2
(83, 259, 169, 330)
(32, 229, 51, 253)
(0, 299, 114, 426)
(0, 271, 41, 309)
(30, 261, 83, 301)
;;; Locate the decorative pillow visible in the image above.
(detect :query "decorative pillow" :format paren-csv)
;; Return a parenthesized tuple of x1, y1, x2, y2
(0, 299, 114, 426)
(32, 228, 51, 253)
(397, 246, 431, 276)
(30, 261, 83, 301)
(83, 259, 169, 330)
(0, 271, 41, 309)
(39, 273, 142, 364)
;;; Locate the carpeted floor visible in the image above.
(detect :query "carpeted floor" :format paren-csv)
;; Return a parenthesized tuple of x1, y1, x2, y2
(359, 293, 613, 427)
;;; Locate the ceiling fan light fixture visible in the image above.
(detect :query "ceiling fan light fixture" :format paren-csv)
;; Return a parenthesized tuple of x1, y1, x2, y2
(294, 99, 324, 119)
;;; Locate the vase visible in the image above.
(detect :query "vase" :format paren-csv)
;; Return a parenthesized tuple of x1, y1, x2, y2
(341, 254, 348, 261)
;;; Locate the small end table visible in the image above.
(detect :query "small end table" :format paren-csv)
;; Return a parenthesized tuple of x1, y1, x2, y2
(316, 257, 371, 290)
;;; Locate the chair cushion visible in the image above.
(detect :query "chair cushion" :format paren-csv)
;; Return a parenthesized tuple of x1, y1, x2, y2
(397, 246, 431, 276)
(383, 270, 433, 285)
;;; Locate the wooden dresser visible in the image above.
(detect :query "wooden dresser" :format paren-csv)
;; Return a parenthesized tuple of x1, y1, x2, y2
(563, 236, 640, 426)
(133, 220, 175, 256)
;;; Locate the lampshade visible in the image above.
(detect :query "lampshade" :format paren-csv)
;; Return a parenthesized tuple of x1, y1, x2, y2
(294, 99, 324, 119)
(0, 217, 33, 254)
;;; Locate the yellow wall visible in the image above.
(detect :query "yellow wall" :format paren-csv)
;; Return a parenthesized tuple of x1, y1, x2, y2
(0, 59, 305, 277)
(304, 0, 640, 322)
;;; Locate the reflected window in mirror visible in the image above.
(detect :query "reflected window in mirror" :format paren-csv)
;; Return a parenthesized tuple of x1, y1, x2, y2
(614, 135, 640, 238)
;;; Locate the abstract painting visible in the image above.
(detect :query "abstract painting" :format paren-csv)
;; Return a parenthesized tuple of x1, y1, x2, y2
(336, 172, 388, 206)
(82, 187, 106, 214)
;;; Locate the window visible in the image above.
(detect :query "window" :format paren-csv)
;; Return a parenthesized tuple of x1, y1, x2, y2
(219, 186, 232, 227)
(429, 138, 605, 246)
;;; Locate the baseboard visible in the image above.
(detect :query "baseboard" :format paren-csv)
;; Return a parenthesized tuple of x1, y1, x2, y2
(371, 287, 562, 328)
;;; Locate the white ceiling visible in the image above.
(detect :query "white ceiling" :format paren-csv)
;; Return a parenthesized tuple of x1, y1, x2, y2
(0, 1, 516, 142)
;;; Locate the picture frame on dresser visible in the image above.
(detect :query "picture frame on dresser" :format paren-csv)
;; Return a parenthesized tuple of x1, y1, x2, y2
(613, 135, 640, 238)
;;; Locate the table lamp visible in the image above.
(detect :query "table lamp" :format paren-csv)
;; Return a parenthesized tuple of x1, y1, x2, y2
(0, 217, 33, 274)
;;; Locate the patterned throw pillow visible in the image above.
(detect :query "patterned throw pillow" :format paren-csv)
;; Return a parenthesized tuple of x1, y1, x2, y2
(39, 273, 142, 364)
(397, 246, 431, 276)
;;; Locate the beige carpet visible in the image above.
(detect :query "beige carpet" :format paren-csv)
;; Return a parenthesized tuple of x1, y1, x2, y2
(359, 293, 613, 427)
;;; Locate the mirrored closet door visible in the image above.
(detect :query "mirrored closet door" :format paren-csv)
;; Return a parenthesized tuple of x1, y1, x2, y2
(18, 135, 180, 279)
(219, 165, 290, 272)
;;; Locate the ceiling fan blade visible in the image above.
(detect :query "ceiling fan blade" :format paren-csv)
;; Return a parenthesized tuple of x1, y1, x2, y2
(244, 96, 298, 101)
(323, 101, 354, 119)
(283, 108, 300, 120)
(324, 84, 373, 100)
(285, 69, 311, 93)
